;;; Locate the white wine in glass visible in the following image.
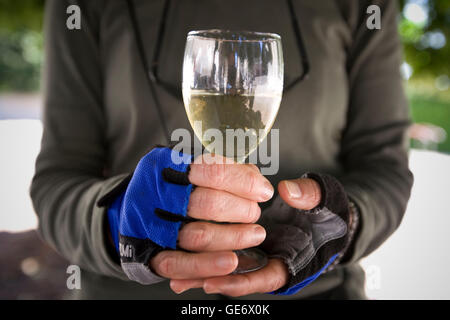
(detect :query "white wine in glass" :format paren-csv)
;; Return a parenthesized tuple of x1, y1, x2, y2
(186, 91, 281, 162)
(182, 29, 284, 273)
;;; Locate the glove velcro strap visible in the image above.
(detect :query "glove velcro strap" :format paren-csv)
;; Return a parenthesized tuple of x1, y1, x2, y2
(154, 208, 196, 223)
(162, 167, 191, 185)
(302, 172, 350, 225)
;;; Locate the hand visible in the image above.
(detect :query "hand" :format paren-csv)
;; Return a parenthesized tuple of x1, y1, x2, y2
(150, 154, 274, 281)
(169, 177, 323, 296)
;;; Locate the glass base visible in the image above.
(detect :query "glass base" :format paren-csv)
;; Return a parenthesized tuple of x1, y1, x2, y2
(232, 248, 268, 274)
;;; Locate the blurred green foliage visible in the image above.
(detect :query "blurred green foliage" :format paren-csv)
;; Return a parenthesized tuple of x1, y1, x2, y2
(0, 0, 45, 31)
(406, 76, 450, 152)
(398, 0, 450, 153)
(0, 29, 43, 91)
(0, 0, 44, 92)
(409, 93, 450, 152)
(399, 0, 450, 78)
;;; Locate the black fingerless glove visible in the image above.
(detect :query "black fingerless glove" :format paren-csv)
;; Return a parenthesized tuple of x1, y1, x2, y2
(259, 173, 357, 295)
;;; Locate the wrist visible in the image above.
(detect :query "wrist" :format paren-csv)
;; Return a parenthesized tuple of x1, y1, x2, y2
(324, 200, 360, 272)
(106, 192, 125, 253)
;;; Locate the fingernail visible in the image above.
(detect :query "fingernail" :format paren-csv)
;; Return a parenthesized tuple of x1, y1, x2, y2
(261, 180, 274, 200)
(285, 181, 302, 199)
(170, 282, 187, 294)
(215, 255, 235, 269)
(252, 225, 266, 243)
(203, 282, 220, 294)
(176, 288, 187, 294)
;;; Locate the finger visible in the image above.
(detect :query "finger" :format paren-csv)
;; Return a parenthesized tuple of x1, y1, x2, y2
(150, 250, 238, 279)
(170, 279, 204, 294)
(178, 221, 266, 252)
(278, 178, 322, 210)
(189, 154, 274, 202)
(202, 259, 288, 297)
(246, 163, 260, 173)
(188, 187, 261, 223)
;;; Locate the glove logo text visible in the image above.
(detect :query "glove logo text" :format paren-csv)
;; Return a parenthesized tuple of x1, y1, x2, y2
(119, 243, 134, 258)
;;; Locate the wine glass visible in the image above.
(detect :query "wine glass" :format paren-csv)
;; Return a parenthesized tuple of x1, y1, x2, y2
(182, 29, 284, 273)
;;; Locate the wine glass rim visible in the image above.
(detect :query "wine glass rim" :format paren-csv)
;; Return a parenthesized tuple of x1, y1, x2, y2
(187, 29, 281, 42)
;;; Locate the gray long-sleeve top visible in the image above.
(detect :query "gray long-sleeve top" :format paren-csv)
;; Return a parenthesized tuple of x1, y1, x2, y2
(31, 0, 413, 299)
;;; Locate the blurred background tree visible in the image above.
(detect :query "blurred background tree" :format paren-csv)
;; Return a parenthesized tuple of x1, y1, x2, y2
(0, 0, 448, 150)
(399, 0, 449, 79)
(0, 0, 44, 91)
(398, 0, 450, 152)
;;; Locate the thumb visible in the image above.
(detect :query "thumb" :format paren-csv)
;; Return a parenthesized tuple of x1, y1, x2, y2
(278, 178, 322, 210)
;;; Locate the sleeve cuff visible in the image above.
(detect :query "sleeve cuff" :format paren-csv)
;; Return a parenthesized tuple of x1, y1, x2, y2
(92, 174, 134, 281)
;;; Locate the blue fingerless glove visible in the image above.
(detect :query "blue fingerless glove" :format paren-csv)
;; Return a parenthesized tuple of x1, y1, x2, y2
(99, 147, 194, 284)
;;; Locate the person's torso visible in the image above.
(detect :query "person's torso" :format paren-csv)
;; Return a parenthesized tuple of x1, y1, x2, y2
(92, 0, 357, 299)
